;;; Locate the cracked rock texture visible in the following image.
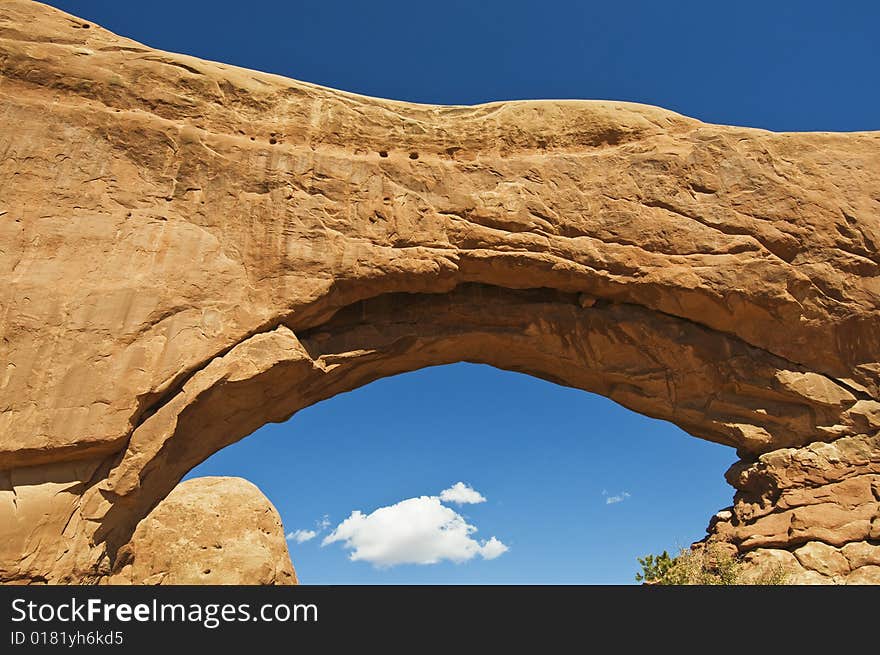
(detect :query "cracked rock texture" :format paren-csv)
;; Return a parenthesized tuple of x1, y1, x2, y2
(0, 1, 878, 584)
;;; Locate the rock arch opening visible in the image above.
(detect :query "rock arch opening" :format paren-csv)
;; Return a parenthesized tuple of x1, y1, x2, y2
(85, 284, 811, 548)
(183, 361, 737, 583)
(73, 282, 878, 585)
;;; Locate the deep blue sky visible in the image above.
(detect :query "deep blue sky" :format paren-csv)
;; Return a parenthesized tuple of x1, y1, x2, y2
(47, 0, 878, 131)
(42, 1, 877, 583)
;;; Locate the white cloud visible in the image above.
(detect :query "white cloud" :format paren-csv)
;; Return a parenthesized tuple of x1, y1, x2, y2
(286, 529, 318, 543)
(605, 491, 631, 505)
(439, 482, 487, 505)
(322, 495, 507, 567)
(286, 515, 334, 544)
(480, 536, 509, 560)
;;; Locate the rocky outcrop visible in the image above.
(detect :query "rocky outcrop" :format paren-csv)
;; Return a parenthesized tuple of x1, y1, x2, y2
(0, 1, 878, 583)
(108, 477, 297, 585)
(711, 433, 880, 583)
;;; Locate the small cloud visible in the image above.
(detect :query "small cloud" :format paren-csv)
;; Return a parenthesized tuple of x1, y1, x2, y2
(605, 491, 631, 505)
(439, 482, 487, 505)
(322, 495, 507, 567)
(286, 529, 318, 543)
(287, 515, 333, 544)
(480, 536, 509, 560)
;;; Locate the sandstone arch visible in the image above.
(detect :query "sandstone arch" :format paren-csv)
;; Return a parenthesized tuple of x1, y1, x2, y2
(1, 1, 879, 584)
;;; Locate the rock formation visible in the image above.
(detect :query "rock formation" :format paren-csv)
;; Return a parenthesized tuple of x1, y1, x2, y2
(0, 1, 878, 584)
(109, 477, 297, 585)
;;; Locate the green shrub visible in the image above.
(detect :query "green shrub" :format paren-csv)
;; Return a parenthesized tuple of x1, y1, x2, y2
(635, 550, 676, 583)
(636, 543, 787, 585)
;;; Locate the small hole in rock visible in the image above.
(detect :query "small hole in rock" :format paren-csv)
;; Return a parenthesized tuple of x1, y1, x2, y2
(82, 23, 90, 29)
(269, 138, 277, 145)
(378, 150, 388, 158)
(250, 136, 256, 141)
(409, 152, 419, 160)
(203, 569, 211, 575)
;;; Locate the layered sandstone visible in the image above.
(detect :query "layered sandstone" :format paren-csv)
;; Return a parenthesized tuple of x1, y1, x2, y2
(0, 1, 878, 584)
(712, 433, 880, 583)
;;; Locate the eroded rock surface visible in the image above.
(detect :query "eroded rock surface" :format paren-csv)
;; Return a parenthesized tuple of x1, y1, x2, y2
(0, 1, 878, 584)
(109, 477, 297, 585)
(710, 433, 880, 584)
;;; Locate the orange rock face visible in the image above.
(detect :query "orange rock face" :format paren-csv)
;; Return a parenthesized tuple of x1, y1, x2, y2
(0, 1, 878, 584)
(109, 477, 297, 585)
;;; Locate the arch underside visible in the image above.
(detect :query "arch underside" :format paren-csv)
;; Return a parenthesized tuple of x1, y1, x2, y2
(74, 280, 880, 587)
(87, 282, 875, 563)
